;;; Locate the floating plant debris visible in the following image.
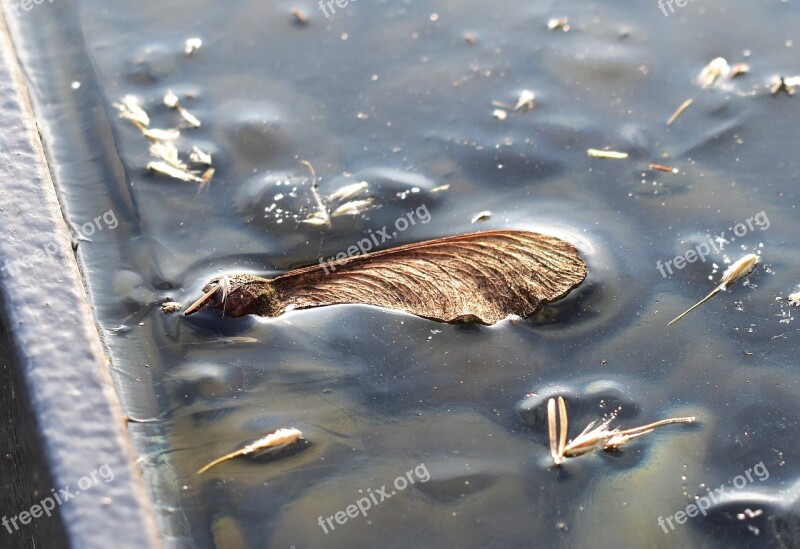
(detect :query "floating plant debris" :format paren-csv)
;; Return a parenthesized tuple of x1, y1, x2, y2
(667, 97, 694, 125)
(330, 199, 374, 217)
(587, 148, 628, 159)
(649, 163, 678, 173)
(546, 397, 695, 465)
(547, 397, 568, 465)
(184, 37, 202, 55)
(147, 161, 203, 182)
(300, 160, 331, 227)
(190, 146, 212, 165)
(149, 141, 186, 169)
(160, 301, 182, 315)
(788, 292, 800, 306)
(514, 90, 535, 111)
(668, 57, 750, 126)
(669, 253, 760, 326)
(547, 17, 570, 31)
(163, 90, 201, 128)
(326, 181, 369, 203)
(492, 108, 508, 120)
(197, 428, 304, 474)
(112, 95, 150, 129)
(697, 57, 731, 88)
(185, 230, 587, 324)
(291, 8, 308, 24)
(114, 89, 214, 185)
(770, 75, 800, 96)
(471, 211, 492, 223)
(729, 63, 750, 79)
(142, 127, 181, 141)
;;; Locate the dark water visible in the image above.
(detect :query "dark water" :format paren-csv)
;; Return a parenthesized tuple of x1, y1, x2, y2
(7, 0, 800, 546)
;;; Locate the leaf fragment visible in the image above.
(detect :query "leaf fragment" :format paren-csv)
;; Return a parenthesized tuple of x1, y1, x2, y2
(185, 230, 588, 324)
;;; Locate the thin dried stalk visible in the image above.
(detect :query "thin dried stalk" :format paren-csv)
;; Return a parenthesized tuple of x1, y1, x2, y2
(587, 149, 628, 160)
(669, 253, 759, 325)
(557, 396, 567, 461)
(563, 419, 618, 457)
(301, 160, 331, 227)
(546, 397, 695, 464)
(547, 397, 569, 465)
(667, 97, 694, 125)
(649, 163, 678, 173)
(547, 398, 559, 463)
(197, 428, 303, 474)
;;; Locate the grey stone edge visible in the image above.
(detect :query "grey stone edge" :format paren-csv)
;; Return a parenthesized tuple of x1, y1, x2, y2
(0, 7, 160, 549)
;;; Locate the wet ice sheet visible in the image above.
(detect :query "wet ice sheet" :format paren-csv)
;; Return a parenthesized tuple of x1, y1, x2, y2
(6, 0, 800, 547)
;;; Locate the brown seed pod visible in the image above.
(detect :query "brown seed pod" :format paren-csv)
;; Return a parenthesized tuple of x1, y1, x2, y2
(185, 230, 587, 324)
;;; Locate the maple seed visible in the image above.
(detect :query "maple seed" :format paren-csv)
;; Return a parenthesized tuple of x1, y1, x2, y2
(669, 253, 760, 326)
(185, 230, 587, 324)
